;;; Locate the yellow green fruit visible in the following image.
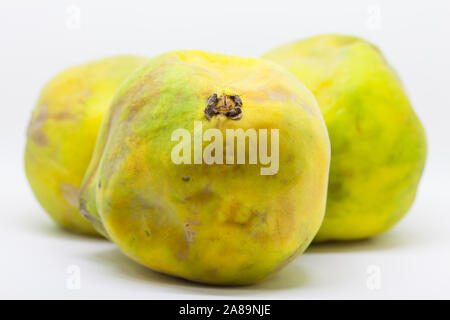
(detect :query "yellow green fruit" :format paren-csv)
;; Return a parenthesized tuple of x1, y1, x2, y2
(80, 50, 330, 284)
(24, 56, 147, 235)
(263, 34, 427, 241)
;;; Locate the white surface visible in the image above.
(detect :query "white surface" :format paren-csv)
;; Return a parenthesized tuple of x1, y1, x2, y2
(1, 0, 450, 299)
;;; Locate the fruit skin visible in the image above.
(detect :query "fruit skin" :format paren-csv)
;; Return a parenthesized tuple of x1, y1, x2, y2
(80, 50, 330, 284)
(24, 56, 147, 235)
(263, 34, 427, 241)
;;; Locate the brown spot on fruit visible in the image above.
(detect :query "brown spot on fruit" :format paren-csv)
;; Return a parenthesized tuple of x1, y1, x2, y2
(186, 218, 200, 226)
(27, 105, 49, 146)
(53, 111, 75, 121)
(207, 269, 217, 278)
(184, 228, 196, 243)
(59, 183, 80, 209)
(31, 130, 48, 146)
(175, 249, 188, 260)
(184, 218, 200, 246)
(26, 105, 76, 147)
(27, 105, 48, 133)
(79, 199, 107, 235)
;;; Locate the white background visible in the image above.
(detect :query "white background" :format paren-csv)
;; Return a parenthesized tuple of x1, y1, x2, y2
(1, 0, 449, 299)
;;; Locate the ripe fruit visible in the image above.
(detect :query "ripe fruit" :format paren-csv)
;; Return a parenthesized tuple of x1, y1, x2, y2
(25, 56, 146, 235)
(264, 34, 427, 241)
(80, 50, 330, 284)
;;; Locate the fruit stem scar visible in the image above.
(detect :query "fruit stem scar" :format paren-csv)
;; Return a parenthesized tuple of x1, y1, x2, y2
(204, 93, 243, 120)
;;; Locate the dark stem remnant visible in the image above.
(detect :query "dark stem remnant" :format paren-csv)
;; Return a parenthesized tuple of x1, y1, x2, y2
(204, 93, 243, 120)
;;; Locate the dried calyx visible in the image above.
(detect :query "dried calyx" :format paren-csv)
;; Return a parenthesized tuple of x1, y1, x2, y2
(204, 93, 243, 120)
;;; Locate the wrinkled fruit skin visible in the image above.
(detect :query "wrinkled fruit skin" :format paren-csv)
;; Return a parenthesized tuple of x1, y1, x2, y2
(264, 34, 427, 241)
(24, 56, 147, 235)
(80, 50, 330, 284)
